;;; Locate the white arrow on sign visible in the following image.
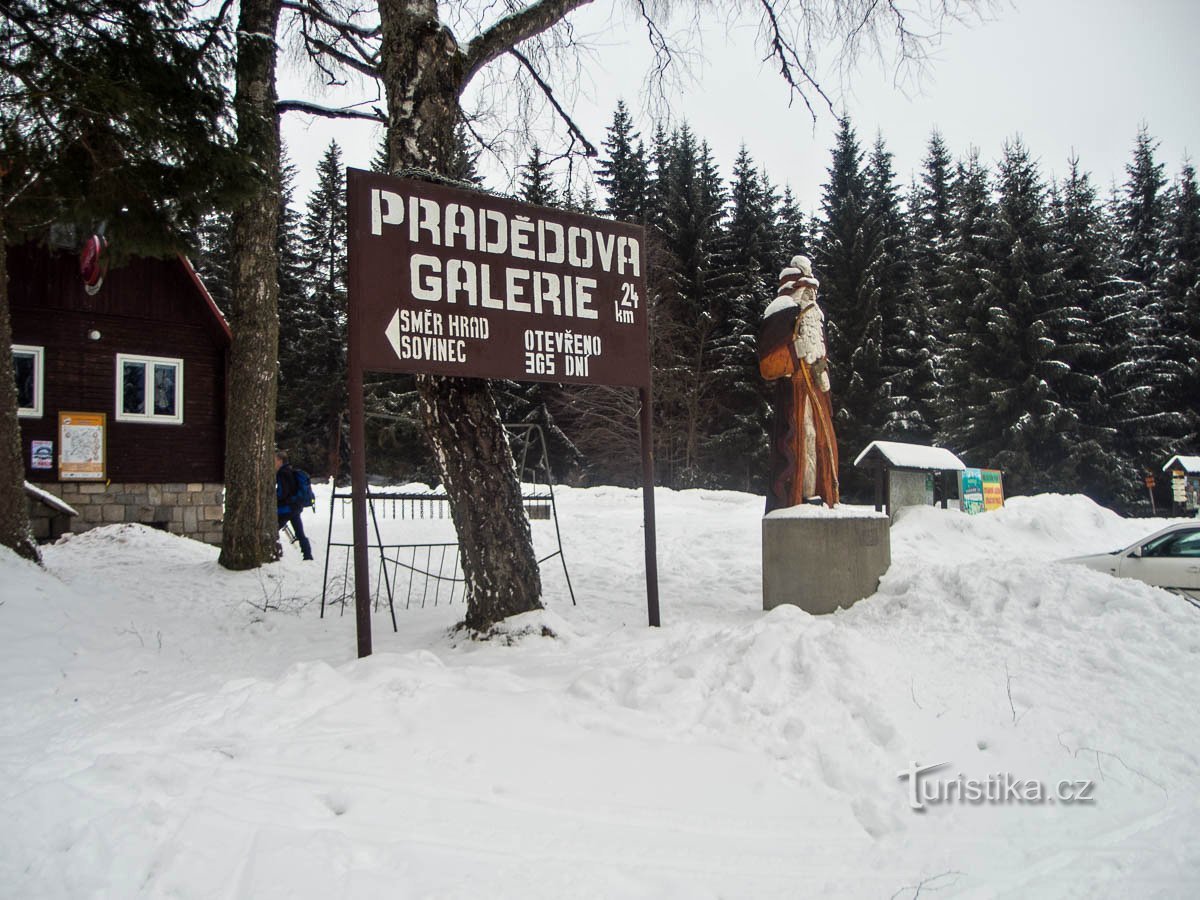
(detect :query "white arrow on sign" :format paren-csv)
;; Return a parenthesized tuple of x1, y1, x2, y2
(385, 309, 402, 359)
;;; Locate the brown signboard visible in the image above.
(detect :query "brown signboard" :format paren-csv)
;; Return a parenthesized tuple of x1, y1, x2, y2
(347, 168, 650, 387)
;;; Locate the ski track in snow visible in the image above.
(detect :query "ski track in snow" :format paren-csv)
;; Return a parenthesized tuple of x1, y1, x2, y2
(1, 487, 1198, 898)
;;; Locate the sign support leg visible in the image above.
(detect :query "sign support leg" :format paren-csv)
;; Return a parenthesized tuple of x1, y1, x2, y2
(349, 363, 373, 658)
(639, 386, 660, 627)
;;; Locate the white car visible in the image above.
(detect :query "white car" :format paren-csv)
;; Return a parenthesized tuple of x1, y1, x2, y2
(1062, 522, 1200, 604)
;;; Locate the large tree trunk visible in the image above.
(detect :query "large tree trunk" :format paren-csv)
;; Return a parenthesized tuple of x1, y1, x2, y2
(0, 214, 40, 563)
(377, 0, 542, 630)
(219, 0, 283, 570)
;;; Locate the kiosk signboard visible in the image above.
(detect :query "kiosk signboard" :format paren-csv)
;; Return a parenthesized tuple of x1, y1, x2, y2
(982, 469, 1004, 511)
(960, 468, 984, 514)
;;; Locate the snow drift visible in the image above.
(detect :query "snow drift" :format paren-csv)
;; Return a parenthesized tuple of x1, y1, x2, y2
(1, 488, 1198, 898)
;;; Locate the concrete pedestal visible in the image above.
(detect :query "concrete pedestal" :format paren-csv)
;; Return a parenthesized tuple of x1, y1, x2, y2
(762, 508, 891, 614)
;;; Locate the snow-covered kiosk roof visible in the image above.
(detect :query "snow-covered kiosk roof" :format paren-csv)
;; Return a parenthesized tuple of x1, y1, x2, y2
(853, 441, 966, 472)
(1163, 455, 1200, 474)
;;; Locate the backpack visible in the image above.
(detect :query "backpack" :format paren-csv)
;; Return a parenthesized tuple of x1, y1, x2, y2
(293, 468, 317, 511)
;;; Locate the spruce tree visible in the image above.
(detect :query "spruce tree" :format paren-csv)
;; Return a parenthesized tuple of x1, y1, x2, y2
(1049, 157, 1134, 504)
(643, 125, 728, 485)
(864, 135, 936, 442)
(1159, 161, 1200, 447)
(910, 131, 956, 353)
(597, 101, 649, 224)
(1111, 128, 1181, 478)
(278, 142, 348, 478)
(814, 118, 887, 492)
(1119, 127, 1168, 286)
(707, 147, 775, 488)
(940, 140, 1073, 493)
(518, 146, 558, 207)
(647, 124, 674, 233)
(774, 187, 810, 271)
(193, 209, 234, 313)
(724, 148, 776, 279)
(935, 149, 993, 450)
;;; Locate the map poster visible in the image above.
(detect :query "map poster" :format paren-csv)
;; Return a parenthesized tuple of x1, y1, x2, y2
(982, 469, 1005, 511)
(59, 412, 106, 481)
(960, 468, 985, 515)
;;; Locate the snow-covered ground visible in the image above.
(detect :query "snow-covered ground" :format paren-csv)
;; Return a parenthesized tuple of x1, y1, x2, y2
(2, 486, 1198, 898)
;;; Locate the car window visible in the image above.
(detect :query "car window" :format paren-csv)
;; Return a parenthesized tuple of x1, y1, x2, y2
(1141, 532, 1179, 557)
(1143, 529, 1200, 558)
(1172, 530, 1200, 558)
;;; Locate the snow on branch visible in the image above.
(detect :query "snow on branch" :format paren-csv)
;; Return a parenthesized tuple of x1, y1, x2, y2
(277, 99, 387, 122)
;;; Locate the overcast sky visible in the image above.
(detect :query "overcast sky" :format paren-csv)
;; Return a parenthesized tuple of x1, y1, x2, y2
(280, 0, 1200, 216)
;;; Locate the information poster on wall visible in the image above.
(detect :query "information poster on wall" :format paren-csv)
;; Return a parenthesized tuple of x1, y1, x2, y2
(59, 412, 106, 481)
(960, 468, 985, 514)
(30, 440, 54, 471)
(982, 469, 1005, 511)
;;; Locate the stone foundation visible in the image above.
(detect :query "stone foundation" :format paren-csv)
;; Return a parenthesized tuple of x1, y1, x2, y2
(762, 508, 891, 615)
(29, 482, 224, 545)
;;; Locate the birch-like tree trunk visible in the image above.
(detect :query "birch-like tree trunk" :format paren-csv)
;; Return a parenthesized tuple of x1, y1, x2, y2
(376, 0, 557, 631)
(219, 0, 283, 570)
(0, 213, 40, 563)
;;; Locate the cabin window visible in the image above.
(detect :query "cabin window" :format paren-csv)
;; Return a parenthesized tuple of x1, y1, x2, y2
(115, 354, 184, 424)
(12, 345, 44, 418)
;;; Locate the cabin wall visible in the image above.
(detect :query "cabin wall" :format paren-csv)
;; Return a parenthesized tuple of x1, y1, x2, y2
(10, 245, 228, 544)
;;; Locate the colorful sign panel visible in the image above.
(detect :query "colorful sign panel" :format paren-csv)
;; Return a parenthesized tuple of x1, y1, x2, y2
(30, 440, 53, 471)
(58, 412, 106, 481)
(982, 469, 1004, 511)
(346, 169, 650, 387)
(960, 468, 985, 514)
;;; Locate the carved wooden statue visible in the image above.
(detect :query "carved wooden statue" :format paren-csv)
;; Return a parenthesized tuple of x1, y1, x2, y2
(757, 255, 840, 510)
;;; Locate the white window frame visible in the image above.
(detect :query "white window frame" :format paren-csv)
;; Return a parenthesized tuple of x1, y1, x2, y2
(13, 344, 44, 419)
(115, 353, 184, 425)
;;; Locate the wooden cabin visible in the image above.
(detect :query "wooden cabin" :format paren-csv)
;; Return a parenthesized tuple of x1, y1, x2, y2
(853, 440, 968, 520)
(1162, 455, 1200, 514)
(9, 241, 229, 544)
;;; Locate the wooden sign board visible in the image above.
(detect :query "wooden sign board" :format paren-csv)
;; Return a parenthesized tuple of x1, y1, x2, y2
(346, 169, 650, 387)
(343, 170, 660, 657)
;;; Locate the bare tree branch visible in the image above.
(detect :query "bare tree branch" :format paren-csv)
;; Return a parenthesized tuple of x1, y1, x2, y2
(507, 48, 596, 158)
(756, 0, 835, 122)
(461, 0, 594, 87)
(277, 99, 386, 122)
(280, 0, 380, 39)
(302, 32, 380, 77)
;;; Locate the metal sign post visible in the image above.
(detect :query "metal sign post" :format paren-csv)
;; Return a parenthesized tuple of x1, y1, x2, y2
(346, 169, 659, 656)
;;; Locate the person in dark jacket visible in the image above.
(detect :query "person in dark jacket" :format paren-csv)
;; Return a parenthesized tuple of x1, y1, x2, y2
(275, 450, 313, 560)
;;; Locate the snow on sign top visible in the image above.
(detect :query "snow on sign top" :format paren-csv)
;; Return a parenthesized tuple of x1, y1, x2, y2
(853, 440, 966, 472)
(1163, 455, 1200, 474)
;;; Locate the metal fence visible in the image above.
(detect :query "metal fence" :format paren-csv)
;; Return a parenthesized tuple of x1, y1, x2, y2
(319, 424, 575, 629)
